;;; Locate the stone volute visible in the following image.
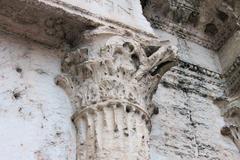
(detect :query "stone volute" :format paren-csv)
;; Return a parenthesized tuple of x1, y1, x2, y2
(55, 27, 178, 160)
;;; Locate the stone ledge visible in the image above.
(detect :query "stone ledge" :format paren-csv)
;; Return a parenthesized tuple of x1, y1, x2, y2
(0, 0, 156, 48)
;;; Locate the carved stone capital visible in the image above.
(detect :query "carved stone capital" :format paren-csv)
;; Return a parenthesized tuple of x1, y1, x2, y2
(56, 35, 178, 116)
(56, 32, 178, 159)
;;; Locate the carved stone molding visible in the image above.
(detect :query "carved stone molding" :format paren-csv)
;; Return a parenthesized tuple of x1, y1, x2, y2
(161, 62, 223, 98)
(178, 61, 221, 80)
(222, 95, 240, 118)
(223, 55, 240, 96)
(55, 30, 178, 159)
(0, 0, 156, 48)
(0, 0, 102, 47)
(143, 0, 239, 50)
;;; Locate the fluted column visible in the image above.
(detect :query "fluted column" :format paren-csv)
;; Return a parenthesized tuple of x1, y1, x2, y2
(55, 29, 178, 160)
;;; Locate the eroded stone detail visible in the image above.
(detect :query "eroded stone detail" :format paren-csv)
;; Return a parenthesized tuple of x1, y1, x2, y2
(161, 60, 223, 99)
(216, 94, 240, 152)
(178, 61, 221, 80)
(224, 55, 240, 96)
(55, 34, 178, 159)
(221, 124, 240, 151)
(143, 0, 239, 50)
(0, 0, 100, 47)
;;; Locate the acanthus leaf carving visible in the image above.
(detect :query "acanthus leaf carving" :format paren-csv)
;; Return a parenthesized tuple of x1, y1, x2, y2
(56, 29, 178, 160)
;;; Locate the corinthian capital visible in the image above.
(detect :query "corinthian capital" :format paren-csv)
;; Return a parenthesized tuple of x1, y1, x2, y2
(55, 28, 178, 160)
(57, 35, 178, 111)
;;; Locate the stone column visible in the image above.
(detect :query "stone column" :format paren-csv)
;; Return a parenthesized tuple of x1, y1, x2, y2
(55, 29, 178, 160)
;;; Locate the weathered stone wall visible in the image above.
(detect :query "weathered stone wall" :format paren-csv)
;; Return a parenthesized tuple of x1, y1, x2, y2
(153, 30, 222, 73)
(219, 31, 240, 72)
(150, 69, 239, 160)
(0, 32, 76, 160)
(218, 31, 240, 96)
(149, 29, 240, 159)
(0, 30, 238, 159)
(0, 0, 240, 159)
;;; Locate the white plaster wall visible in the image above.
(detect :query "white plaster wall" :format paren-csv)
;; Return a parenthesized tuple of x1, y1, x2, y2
(0, 32, 76, 160)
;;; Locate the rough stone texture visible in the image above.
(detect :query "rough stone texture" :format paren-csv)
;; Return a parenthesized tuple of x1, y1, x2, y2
(219, 31, 240, 71)
(0, 0, 102, 48)
(0, 0, 240, 160)
(223, 98, 240, 151)
(0, 0, 155, 49)
(153, 29, 222, 73)
(219, 31, 240, 96)
(147, 26, 240, 160)
(215, 90, 240, 154)
(1, 28, 238, 160)
(143, 0, 239, 50)
(150, 68, 239, 160)
(55, 27, 178, 160)
(39, 0, 154, 33)
(0, 32, 76, 160)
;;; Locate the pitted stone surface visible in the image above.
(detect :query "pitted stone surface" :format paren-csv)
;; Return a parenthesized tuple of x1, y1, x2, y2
(0, 0, 240, 160)
(55, 30, 178, 160)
